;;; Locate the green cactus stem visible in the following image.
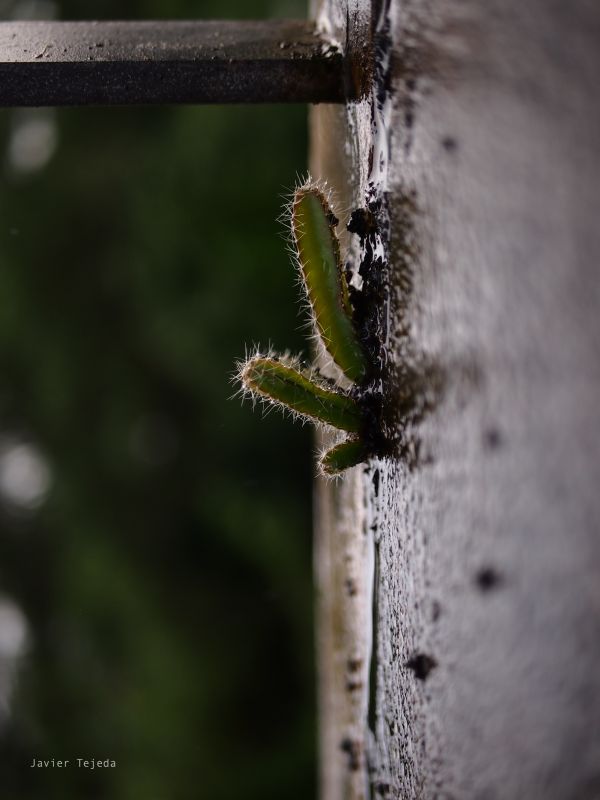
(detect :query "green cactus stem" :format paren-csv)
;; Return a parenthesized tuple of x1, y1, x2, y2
(319, 438, 367, 476)
(241, 356, 362, 433)
(292, 186, 367, 382)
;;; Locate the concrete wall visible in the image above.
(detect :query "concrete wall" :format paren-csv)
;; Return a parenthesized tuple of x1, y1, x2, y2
(310, 1, 600, 798)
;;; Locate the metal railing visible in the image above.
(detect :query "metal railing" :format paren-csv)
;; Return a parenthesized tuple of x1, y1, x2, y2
(0, 19, 362, 106)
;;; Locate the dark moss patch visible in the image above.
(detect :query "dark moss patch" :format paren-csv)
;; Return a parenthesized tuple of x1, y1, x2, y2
(405, 652, 437, 681)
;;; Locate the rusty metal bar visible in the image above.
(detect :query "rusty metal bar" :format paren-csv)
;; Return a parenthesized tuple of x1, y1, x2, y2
(0, 19, 349, 106)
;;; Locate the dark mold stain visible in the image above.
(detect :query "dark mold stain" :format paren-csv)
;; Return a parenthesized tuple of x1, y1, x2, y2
(345, 190, 390, 464)
(483, 427, 503, 450)
(340, 737, 362, 772)
(372, 467, 380, 497)
(345, 577, 358, 597)
(431, 600, 442, 622)
(475, 566, 504, 592)
(348, 207, 378, 239)
(346, 679, 364, 692)
(347, 657, 363, 673)
(441, 135, 458, 152)
(343, 4, 447, 473)
(405, 652, 438, 681)
(374, 781, 391, 796)
(368, 539, 380, 736)
(347, 188, 445, 470)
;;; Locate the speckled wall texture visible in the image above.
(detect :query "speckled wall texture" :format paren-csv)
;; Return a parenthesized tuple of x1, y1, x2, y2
(310, 1, 600, 798)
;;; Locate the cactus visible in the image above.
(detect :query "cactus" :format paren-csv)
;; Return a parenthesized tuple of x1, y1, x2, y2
(236, 178, 373, 476)
(240, 355, 362, 433)
(292, 186, 367, 382)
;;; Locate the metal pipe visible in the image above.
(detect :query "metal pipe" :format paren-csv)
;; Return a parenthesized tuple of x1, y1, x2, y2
(0, 19, 350, 106)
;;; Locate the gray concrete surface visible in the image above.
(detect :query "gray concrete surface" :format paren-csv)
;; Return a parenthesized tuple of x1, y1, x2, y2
(311, 1, 600, 798)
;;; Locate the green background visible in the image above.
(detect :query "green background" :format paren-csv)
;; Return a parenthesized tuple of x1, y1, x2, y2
(0, 1, 315, 798)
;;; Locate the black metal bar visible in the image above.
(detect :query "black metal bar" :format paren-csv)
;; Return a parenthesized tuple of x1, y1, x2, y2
(0, 20, 349, 106)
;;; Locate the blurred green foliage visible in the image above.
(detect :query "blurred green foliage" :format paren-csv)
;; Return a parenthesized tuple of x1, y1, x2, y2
(0, 1, 315, 798)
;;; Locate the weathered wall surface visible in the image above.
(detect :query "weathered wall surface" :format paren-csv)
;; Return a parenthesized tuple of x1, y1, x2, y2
(311, 1, 600, 798)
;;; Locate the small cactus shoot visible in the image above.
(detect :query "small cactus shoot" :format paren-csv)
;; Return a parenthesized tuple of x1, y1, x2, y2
(236, 178, 375, 476)
(241, 356, 362, 433)
(319, 438, 367, 476)
(292, 186, 367, 382)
